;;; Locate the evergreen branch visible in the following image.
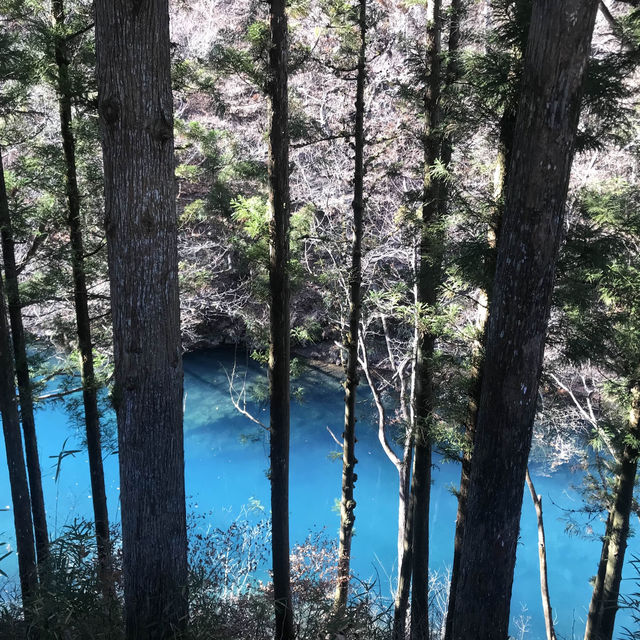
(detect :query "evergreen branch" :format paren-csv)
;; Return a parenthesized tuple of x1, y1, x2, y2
(15, 225, 48, 275)
(65, 22, 95, 42)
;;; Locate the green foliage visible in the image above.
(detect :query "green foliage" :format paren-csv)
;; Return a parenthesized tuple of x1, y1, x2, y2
(176, 121, 256, 220)
(555, 180, 640, 379)
(621, 555, 640, 639)
(209, 19, 270, 90)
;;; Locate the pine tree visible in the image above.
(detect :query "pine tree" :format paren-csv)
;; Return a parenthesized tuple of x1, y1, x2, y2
(0, 150, 38, 631)
(0, 10, 49, 572)
(51, 0, 111, 594)
(553, 181, 640, 640)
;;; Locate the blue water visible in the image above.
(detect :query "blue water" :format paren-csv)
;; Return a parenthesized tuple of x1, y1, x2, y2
(0, 346, 637, 639)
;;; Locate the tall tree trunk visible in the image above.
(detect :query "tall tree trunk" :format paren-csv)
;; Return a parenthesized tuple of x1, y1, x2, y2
(335, 0, 367, 614)
(409, 1, 443, 638)
(525, 468, 557, 640)
(0, 149, 49, 568)
(0, 268, 38, 629)
(94, 1, 188, 637)
(444, 97, 516, 640)
(449, 2, 598, 638)
(584, 386, 640, 640)
(267, 0, 295, 637)
(52, 0, 111, 593)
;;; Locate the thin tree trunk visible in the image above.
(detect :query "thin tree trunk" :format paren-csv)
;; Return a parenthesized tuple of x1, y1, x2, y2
(584, 386, 640, 640)
(525, 468, 557, 640)
(409, 2, 443, 638)
(398, 433, 413, 571)
(0, 268, 38, 629)
(94, 1, 188, 636)
(359, 330, 413, 640)
(267, 0, 295, 637)
(393, 258, 421, 640)
(52, 0, 111, 593)
(584, 512, 612, 640)
(0, 149, 49, 568)
(394, 474, 415, 640)
(335, 0, 367, 613)
(449, 2, 598, 637)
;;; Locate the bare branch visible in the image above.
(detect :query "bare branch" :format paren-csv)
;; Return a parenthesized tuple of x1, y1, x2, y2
(225, 359, 268, 432)
(36, 386, 83, 401)
(549, 372, 618, 463)
(359, 326, 402, 471)
(326, 425, 343, 448)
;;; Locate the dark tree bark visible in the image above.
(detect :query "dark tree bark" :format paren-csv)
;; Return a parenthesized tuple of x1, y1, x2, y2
(525, 468, 557, 640)
(444, 73, 517, 640)
(408, 2, 443, 638)
(94, 1, 188, 637)
(0, 149, 49, 568)
(584, 386, 640, 640)
(52, 0, 111, 594)
(449, 2, 598, 638)
(267, 0, 295, 637)
(335, 0, 367, 613)
(0, 267, 37, 625)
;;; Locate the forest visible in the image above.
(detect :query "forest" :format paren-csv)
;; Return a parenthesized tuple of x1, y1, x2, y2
(0, 0, 639, 638)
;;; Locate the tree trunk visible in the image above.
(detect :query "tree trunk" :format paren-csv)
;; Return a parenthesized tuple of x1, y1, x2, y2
(584, 512, 612, 640)
(0, 267, 38, 628)
(94, 1, 188, 637)
(394, 467, 415, 640)
(0, 149, 49, 568)
(267, 0, 295, 637)
(360, 327, 413, 640)
(444, 86, 517, 640)
(335, 0, 367, 614)
(449, 2, 598, 638)
(52, 0, 111, 594)
(525, 468, 557, 640)
(584, 386, 640, 640)
(409, 1, 443, 638)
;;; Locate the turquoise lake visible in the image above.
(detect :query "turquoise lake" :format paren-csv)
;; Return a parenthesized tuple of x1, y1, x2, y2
(0, 346, 638, 639)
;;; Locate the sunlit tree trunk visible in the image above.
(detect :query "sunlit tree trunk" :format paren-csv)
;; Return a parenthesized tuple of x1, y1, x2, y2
(335, 0, 367, 614)
(525, 468, 557, 640)
(0, 148, 49, 569)
(449, 2, 598, 637)
(94, 0, 188, 636)
(267, 0, 295, 637)
(52, 0, 111, 594)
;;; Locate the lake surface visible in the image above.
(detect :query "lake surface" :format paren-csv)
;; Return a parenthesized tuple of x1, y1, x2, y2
(0, 346, 637, 639)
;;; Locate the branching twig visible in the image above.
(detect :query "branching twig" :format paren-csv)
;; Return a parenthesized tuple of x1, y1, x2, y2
(225, 359, 268, 432)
